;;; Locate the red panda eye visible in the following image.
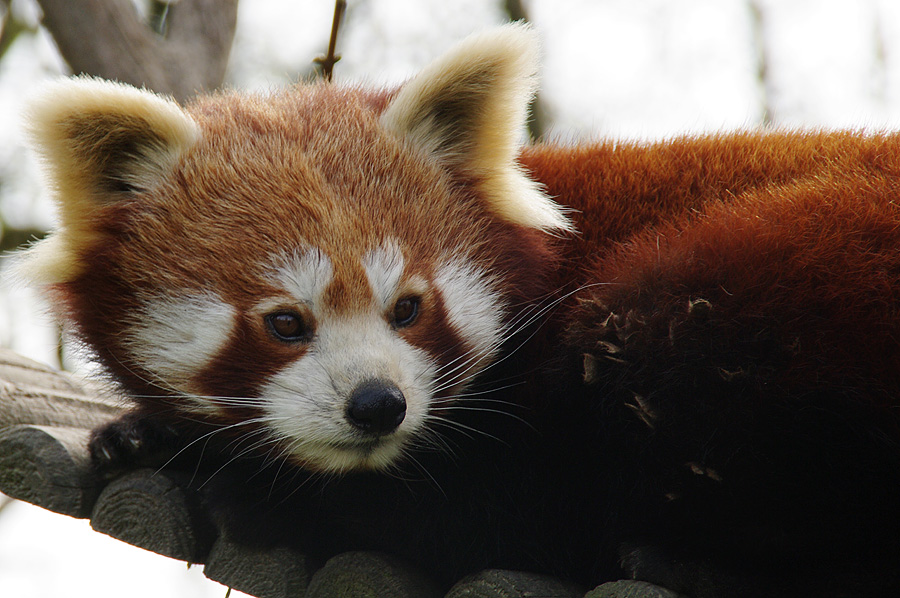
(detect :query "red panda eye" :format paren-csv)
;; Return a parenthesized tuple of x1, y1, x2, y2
(265, 311, 309, 343)
(392, 297, 420, 328)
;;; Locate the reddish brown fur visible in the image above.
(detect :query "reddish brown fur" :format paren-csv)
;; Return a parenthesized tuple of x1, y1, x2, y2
(521, 131, 900, 419)
(61, 91, 900, 428)
(522, 129, 900, 251)
(57, 83, 557, 433)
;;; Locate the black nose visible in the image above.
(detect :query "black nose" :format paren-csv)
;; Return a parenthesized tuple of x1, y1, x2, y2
(346, 379, 407, 436)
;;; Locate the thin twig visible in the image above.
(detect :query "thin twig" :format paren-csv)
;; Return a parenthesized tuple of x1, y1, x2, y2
(313, 0, 347, 82)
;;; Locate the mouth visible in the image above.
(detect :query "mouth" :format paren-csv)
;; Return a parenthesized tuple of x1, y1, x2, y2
(287, 434, 406, 473)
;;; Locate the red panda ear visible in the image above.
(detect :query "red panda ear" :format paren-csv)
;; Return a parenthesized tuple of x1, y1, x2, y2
(380, 23, 573, 234)
(12, 77, 199, 285)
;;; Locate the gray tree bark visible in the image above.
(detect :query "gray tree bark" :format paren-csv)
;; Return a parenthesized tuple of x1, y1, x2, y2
(34, 0, 239, 101)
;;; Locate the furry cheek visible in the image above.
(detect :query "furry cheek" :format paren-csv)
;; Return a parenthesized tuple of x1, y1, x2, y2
(122, 291, 237, 411)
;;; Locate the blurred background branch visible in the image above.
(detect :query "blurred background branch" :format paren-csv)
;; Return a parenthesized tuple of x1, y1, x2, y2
(33, 0, 238, 101)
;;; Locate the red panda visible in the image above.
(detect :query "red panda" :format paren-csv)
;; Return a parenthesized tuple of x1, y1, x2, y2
(13, 23, 900, 597)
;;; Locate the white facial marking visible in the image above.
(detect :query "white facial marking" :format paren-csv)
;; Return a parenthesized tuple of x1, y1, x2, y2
(362, 240, 404, 310)
(256, 242, 439, 472)
(259, 314, 435, 473)
(273, 247, 333, 305)
(257, 245, 510, 472)
(126, 292, 236, 404)
(434, 258, 507, 369)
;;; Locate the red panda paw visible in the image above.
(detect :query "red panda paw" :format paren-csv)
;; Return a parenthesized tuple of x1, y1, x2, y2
(88, 411, 182, 478)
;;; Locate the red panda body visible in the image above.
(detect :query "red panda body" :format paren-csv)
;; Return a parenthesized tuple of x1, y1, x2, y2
(528, 134, 900, 594)
(14, 25, 900, 597)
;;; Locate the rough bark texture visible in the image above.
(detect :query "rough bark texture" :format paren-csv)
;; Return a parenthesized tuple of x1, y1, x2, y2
(34, 0, 238, 101)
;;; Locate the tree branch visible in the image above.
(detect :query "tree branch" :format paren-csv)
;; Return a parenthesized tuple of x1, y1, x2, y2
(313, 0, 347, 82)
(34, 0, 238, 101)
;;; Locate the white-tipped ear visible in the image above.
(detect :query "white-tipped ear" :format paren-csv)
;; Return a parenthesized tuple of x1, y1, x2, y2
(381, 23, 572, 233)
(14, 77, 199, 285)
(28, 76, 199, 207)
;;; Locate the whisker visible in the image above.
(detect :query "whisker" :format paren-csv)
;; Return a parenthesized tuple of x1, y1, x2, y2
(427, 283, 603, 396)
(425, 414, 510, 448)
(414, 283, 615, 461)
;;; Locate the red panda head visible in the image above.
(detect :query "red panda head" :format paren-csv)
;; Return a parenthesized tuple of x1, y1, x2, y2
(13, 24, 571, 473)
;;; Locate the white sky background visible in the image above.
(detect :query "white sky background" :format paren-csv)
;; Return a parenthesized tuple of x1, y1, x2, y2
(1, 0, 900, 595)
